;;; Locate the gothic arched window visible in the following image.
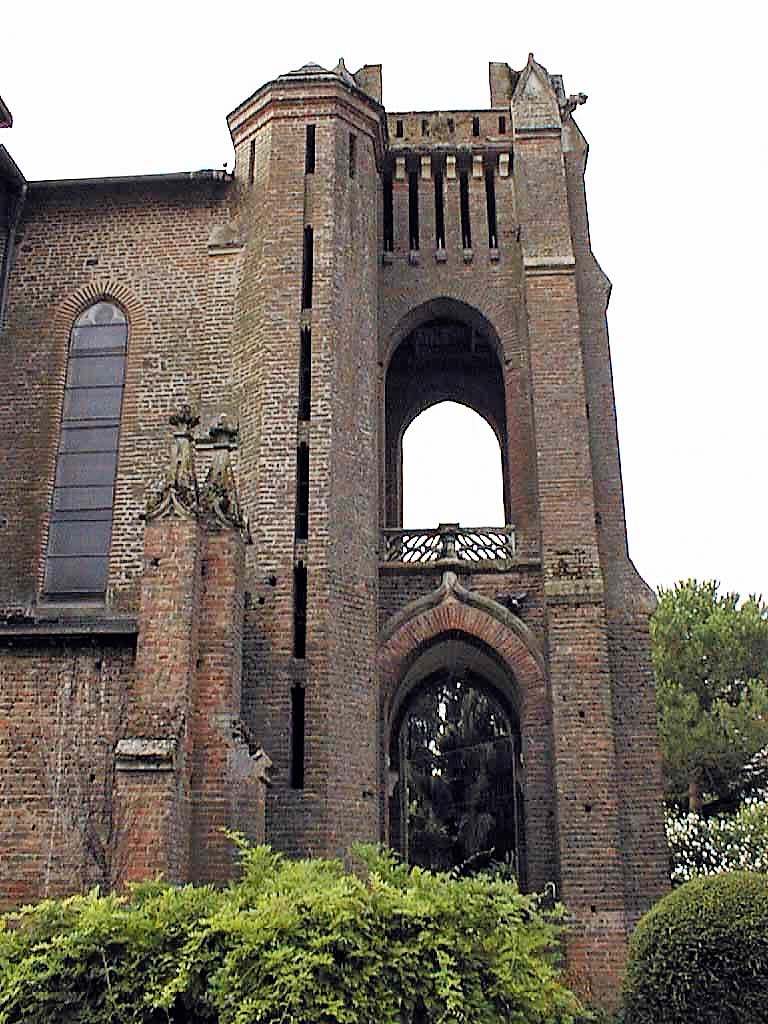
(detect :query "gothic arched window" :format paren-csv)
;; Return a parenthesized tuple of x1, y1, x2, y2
(44, 301, 128, 599)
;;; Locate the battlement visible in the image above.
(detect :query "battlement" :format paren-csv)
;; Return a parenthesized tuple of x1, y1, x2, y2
(386, 109, 511, 151)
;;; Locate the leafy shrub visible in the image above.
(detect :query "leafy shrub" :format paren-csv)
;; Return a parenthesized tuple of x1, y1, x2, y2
(665, 799, 768, 883)
(622, 871, 768, 1024)
(0, 841, 582, 1024)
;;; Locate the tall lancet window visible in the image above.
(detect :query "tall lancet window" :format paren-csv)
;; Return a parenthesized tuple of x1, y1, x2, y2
(44, 301, 128, 599)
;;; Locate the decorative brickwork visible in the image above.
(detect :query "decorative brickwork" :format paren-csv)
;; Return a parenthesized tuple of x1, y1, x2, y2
(0, 56, 668, 1009)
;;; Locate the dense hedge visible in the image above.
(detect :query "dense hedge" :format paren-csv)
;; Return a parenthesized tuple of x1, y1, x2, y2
(623, 871, 768, 1024)
(0, 841, 582, 1024)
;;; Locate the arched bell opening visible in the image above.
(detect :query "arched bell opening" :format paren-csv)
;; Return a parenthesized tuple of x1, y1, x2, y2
(402, 401, 506, 528)
(386, 632, 527, 884)
(384, 304, 509, 529)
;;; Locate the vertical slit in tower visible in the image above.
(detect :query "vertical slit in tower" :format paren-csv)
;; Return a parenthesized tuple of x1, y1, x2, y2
(293, 562, 308, 660)
(301, 226, 313, 310)
(459, 171, 472, 248)
(248, 139, 255, 184)
(408, 170, 419, 251)
(383, 172, 394, 252)
(295, 442, 309, 539)
(485, 165, 498, 248)
(349, 133, 357, 178)
(434, 170, 445, 249)
(305, 124, 316, 174)
(298, 327, 312, 421)
(290, 684, 306, 788)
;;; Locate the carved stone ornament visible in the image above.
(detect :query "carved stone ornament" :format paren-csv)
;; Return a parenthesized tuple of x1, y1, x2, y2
(559, 92, 588, 121)
(145, 404, 201, 521)
(200, 415, 252, 542)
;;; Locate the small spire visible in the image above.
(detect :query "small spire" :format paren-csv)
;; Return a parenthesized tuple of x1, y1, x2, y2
(200, 415, 252, 542)
(145, 404, 200, 521)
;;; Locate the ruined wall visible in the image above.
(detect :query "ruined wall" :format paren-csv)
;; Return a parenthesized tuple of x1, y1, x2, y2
(0, 635, 135, 910)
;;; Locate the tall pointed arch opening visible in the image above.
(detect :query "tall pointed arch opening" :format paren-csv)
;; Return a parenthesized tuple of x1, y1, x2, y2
(44, 301, 128, 600)
(384, 300, 510, 530)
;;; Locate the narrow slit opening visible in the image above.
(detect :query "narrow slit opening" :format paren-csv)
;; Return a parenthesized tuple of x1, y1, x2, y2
(395, 119, 404, 138)
(298, 328, 312, 420)
(472, 115, 480, 137)
(459, 172, 472, 248)
(296, 442, 309, 539)
(301, 226, 313, 310)
(434, 171, 445, 249)
(485, 166, 498, 248)
(408, 171, 419, 251)
(383, 172, 394, 252)
(290, 684, 305, 786)
(349, 133, 357, 178)
(248, 140, 256, 184)
(498, 115, 507, 134)
(305, 125, 316, 174)
(293, 562, 308, 661)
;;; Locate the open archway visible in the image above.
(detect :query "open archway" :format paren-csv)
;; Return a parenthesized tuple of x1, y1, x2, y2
(384, 300, 509, 528)
(402, 401, 505, 528)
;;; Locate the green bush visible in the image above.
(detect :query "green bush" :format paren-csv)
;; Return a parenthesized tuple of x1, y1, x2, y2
(0, 841, 582, 1024)
(622, 871, 768, 1024)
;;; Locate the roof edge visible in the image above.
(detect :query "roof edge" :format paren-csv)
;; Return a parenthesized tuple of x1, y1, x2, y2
(29, 168, 231, 189)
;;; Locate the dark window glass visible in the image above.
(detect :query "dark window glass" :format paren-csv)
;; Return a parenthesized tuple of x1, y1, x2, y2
(67, 354, 126, 388)
(63, 387, 124, 421)
(45, 301, 127, 599)
(54, 451, 118, 488)
(59, 426, 120, 453)
(47, 520, 112, 556)
(53, 486, 114, 513)
(44, 556, 110, 596)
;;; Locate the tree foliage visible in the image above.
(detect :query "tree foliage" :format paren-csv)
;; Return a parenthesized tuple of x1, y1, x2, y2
(665, 799, 768, 884)
(0, 841, 582, 1024)
(650, 579, 768, 809)
(400, 679, 522, 874)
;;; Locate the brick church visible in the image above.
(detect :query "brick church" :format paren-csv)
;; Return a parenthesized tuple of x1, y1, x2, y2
(0, 57, 668, 1001)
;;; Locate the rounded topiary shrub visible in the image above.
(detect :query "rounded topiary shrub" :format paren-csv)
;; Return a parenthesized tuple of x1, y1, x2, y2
(622, 870, 768, 1024)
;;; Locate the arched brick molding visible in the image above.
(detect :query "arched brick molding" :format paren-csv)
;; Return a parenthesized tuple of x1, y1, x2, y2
(379, 572, 558, 890)
(38, 280, 150, 600)
(381, 295, 506, 372)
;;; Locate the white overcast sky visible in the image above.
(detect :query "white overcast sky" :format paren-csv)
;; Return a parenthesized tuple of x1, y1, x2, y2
(4, 1, 767, 599)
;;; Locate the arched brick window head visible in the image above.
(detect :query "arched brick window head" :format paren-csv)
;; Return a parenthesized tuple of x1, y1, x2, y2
(44, 301, 128, 600)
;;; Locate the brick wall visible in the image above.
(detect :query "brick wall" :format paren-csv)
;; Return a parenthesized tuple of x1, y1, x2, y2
(0, 58, 668, 1010)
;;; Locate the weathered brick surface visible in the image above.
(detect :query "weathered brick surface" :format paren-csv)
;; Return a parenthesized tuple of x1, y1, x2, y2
(0, 57, 668, 1007)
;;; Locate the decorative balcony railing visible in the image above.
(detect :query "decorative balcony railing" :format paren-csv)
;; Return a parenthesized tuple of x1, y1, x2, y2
(381, 523, 516, 566)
